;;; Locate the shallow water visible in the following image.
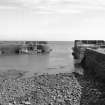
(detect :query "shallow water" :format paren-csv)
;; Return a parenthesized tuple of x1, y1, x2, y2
(0, 41, 83, 77)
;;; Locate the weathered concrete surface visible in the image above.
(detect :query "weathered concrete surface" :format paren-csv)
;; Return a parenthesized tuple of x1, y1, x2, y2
(81, 48, 105, 81)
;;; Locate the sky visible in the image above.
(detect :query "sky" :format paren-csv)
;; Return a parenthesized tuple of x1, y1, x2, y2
(0, 0, 105, 40)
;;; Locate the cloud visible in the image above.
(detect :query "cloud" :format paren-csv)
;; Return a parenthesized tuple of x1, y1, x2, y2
(0, 0, 22, 7)
(0, 0, 105, 14)
(0, 0, 105, 39)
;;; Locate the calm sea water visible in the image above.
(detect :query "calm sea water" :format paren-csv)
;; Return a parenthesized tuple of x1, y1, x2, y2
(0, 41, 83, 77)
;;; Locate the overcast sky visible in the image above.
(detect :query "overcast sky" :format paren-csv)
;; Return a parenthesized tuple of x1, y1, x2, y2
(0, 0, 105, 40)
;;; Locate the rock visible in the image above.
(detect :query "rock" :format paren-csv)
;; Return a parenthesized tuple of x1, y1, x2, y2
(0, 73, 82, 105)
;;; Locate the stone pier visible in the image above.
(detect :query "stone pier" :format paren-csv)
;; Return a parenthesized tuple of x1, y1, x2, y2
(81, 48, 105, 81)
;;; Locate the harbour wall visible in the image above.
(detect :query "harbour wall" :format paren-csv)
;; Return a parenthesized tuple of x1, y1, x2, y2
(81, 48, 105, 81)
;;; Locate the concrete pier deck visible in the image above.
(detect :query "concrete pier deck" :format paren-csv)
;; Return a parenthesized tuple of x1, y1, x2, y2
(88, 48, 105, 54)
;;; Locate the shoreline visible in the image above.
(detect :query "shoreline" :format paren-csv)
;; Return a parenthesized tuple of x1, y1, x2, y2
(73, 72, 105, 105)
(0, 71, 81, 105)
(0, 69, 105, 105)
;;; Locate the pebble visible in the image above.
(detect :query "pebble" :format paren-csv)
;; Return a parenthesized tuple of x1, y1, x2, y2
(73, 72, 105, 105)
(0, 72, 82, 105)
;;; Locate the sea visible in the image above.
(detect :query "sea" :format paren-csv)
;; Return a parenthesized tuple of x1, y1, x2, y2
(0, 41, 83, 77)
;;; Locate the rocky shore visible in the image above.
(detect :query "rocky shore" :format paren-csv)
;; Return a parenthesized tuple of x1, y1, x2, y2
(0, 69, 105, 105)
(73, 72, 105, 105)
(0, 71, 81, 105)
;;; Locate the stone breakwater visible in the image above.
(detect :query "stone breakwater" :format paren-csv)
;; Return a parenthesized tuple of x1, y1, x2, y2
(0, 72, 81, 105)
(81, 48, 105, 81)
(74, 72, 105, 105)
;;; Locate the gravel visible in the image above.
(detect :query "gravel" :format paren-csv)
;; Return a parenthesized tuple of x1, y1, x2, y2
(1, 69, 105, 105)
(73, 72, 105, 105)
(0, 72, 82, 105)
